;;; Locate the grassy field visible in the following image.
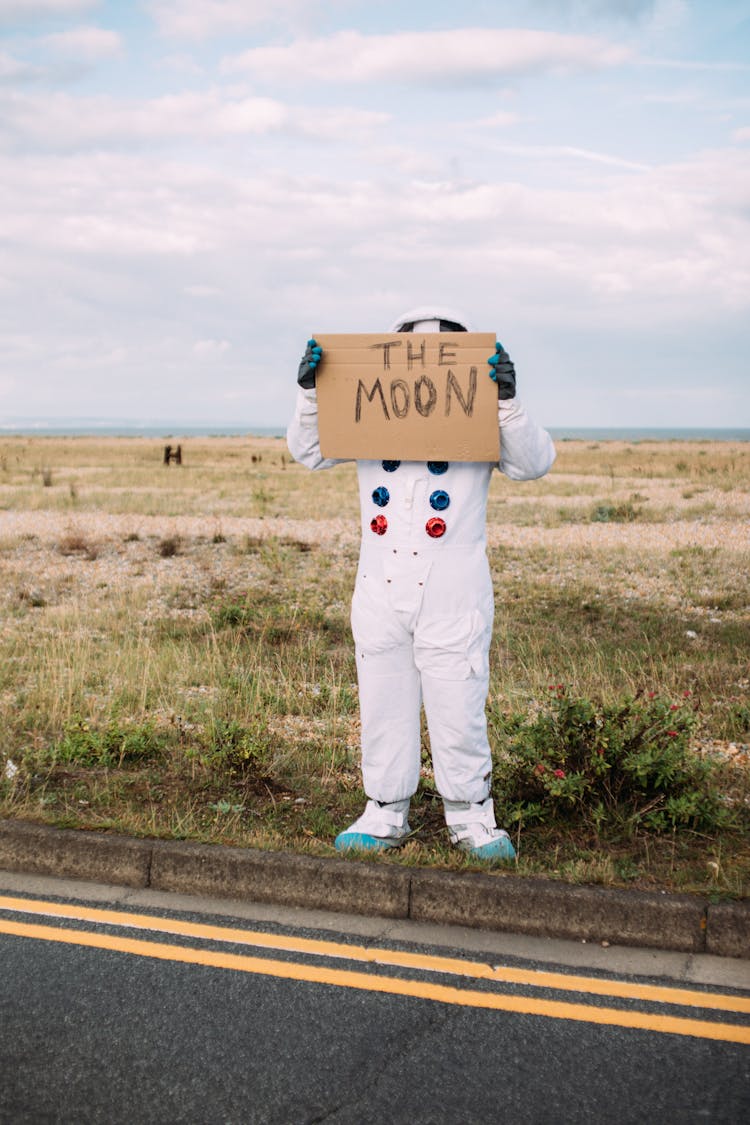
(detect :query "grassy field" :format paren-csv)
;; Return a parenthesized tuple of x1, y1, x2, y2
(0, 434, 748, 896)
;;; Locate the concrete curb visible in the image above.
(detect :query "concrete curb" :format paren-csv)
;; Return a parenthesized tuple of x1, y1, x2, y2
(408, 869, 709, 954)
(1, 818, 747, 959)
(149, 837, 411, 919)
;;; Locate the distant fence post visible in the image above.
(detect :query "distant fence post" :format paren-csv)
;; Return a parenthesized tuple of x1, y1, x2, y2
(163, 444, 182, 466)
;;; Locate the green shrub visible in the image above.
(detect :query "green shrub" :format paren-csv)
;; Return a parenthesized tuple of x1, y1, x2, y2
(490, 692, 738, 836)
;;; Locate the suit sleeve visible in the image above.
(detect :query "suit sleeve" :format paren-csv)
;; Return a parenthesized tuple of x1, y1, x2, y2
(286, 386, 348, 471)
(497, 399, 556, 481)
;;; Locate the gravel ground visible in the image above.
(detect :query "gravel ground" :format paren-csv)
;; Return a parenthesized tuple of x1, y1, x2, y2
(1, 509, 748, 551)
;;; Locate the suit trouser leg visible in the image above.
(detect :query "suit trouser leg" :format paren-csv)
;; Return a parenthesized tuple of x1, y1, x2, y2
(414, 549, 495, 806)
(420, 669, 493, 804)
(355, 634, 422, 804)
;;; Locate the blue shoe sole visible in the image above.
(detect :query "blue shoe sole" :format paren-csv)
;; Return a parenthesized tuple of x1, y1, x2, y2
(468, 837, 516, 862)
(334, 831, 401, 854)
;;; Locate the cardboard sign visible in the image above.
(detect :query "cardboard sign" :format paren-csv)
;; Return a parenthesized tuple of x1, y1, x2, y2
(314, 333, 500, 462)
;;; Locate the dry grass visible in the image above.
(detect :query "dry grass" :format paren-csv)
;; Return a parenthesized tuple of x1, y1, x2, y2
(0, 434, 748, 895)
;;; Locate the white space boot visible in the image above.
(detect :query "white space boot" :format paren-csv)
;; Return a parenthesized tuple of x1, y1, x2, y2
(444, 797, 516, 863)
(335, 798, 411, 854)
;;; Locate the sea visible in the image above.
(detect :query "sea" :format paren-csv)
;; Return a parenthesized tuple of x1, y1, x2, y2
(1, 420, 748, 442)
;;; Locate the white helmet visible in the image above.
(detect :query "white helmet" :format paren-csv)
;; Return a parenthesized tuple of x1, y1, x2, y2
(389, 305, 473, 333)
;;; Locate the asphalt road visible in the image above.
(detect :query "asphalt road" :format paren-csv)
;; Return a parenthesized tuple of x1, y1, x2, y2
(0, 879, 748, 1125)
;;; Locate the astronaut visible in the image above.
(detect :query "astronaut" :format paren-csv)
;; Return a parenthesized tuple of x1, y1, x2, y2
(287, 306, 556, 861)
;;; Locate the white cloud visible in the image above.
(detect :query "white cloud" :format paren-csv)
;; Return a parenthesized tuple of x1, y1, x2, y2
(733, 126, 750, 144)
(2, 142, 746, 324)
(491, 142, 652, 172)
(42, 26, 123, 61)
(640, 56, 749, 73)
(0, 50, 42, 83)
(294, 104, 390, 141)
(572, 0, 659, 15)
(640, 88, 700, 105)
(0, 88, 389, 150)
(529, 0, 662, 18)
(146, 0, 306, 40)
(363, 144, 443, 178)
(222, 28, 632, 85)
(185, 284, 221, 297)
(0, 334, 35, 358)
(0, 0, 97, 21)
(193, 338, 231, 356)
(159, 53, 207, 78)
(473, 110, 522, 128)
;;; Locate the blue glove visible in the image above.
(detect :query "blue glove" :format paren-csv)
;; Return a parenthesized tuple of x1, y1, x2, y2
(297, 339, 323, 389)
(487, 342, 516, 401)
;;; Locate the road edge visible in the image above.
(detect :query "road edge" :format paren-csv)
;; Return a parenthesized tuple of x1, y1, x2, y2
(0, 818, 746, 959)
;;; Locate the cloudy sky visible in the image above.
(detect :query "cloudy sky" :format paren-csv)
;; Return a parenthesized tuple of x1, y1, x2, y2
(1, 0, 748, 430)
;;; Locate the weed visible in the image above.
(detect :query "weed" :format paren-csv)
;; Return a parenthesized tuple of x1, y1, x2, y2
(207, 800, 246, 814)
(43, 717, 169, 768)
(237, 535, 264, 554)
(201, 717, 275, 780)
(591, 502, 640, 523)
(157, 535, 181, 558)
(18, 588, 47, 608)
(252, 487, 272, 515)
(58, 533, 98, 560)
(725, 703, 750, 741)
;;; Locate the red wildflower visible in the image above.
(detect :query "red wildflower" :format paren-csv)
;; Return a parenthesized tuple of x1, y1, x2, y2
(554, 768, 566, 779)
(666, 730, 679, 737)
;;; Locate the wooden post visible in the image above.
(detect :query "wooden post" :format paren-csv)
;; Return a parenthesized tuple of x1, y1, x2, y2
(163, 444, 183, 465)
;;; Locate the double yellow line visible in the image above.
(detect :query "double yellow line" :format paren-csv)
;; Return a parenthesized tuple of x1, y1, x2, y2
(1, 895, 748, 1044)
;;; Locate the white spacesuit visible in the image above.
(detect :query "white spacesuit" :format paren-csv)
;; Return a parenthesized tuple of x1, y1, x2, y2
(287, 306, 556, 861)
